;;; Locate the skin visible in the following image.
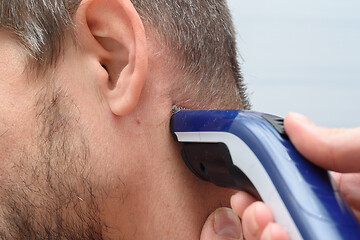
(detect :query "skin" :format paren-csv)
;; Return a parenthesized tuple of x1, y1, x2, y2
(0, 0, 235, 239)
(2, 0, 356, 239)
(201, 113, 360, 240)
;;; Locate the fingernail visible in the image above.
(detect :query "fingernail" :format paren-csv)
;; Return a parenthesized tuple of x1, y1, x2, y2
(214, 208, 242, 239)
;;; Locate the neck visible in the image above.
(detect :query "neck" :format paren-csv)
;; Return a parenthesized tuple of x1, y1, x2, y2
(100, 104, 234, 239)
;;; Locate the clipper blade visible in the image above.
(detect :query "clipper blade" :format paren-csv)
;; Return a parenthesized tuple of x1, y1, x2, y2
(171, 105, 187, 114)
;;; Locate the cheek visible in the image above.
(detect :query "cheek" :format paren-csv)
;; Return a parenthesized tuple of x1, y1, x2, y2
(0, 105, 38, 172)
(0, 76, 41, 168)
(0, 33, 40, 150)
(0, 70, 41, 164)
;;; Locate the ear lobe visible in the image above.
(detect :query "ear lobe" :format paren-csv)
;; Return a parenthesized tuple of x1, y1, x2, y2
(85, 0, 148, 116)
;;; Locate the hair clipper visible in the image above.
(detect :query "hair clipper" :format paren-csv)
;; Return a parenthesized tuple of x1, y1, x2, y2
(170, 110, 360, 240)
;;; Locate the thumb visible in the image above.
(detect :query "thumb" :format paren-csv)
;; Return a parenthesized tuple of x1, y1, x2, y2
(284, 112, 360, 172)
(200, 208, 243, 240)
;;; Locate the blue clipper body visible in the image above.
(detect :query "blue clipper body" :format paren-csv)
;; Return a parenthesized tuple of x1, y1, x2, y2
(170, 110, 360, 240)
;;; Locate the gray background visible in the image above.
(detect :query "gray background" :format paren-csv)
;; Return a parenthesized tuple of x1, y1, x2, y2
(228, 0, 360, 128)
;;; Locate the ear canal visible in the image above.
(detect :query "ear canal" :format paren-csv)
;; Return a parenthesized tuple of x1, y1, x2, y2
(97, 36, 129, 90)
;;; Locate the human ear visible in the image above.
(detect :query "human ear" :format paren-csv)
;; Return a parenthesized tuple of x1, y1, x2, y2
(78, 0, 148, 116)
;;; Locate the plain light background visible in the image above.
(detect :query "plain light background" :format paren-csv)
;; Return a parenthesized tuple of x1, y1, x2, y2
(228, 0, 360, 128)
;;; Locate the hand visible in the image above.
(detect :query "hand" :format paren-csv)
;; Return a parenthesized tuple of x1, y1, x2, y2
(284, 112, 360, 221)
(233, 192, 290, 240)
(200, 112, 360, 240)
(199, 192, 289, 240)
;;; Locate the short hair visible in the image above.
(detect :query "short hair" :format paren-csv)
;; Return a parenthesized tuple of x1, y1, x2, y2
(0, 0, 250, 109)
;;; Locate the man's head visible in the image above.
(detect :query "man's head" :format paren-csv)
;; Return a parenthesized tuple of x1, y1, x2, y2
(0, 0, 249, 239)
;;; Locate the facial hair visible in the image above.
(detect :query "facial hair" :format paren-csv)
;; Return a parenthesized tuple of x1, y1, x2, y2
(0, 87, 107, 239)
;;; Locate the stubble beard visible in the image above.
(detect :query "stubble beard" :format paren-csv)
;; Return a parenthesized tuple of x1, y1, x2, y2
(0, 86, 107, 239)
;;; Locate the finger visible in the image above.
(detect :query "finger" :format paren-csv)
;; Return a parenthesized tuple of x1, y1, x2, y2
(242, 202, 274, 240)
(353, 209, 360, 222)
(284, 112, 360, 172)
(200, 207, 243, 240)
(331, 171, 360, 221)
(330, 171, 342, 186)
(260, 223, 290, 240)
(230, 191, 257, 218)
